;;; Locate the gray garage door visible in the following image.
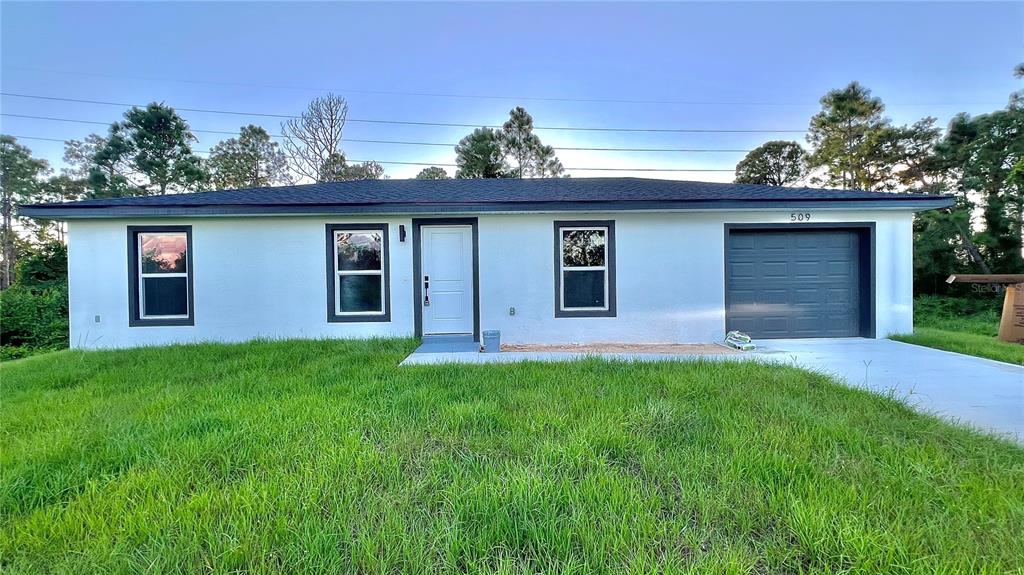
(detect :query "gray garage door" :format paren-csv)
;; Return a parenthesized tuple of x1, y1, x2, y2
(726, 229, 865, 338)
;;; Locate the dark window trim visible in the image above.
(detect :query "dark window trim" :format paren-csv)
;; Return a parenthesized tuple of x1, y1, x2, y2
(412, 217, 480, 341)
(723, 222, 876, 338)
(554, 220, 617, 318)
(127, 225, 195, 327)
(325, 223, 391, 323)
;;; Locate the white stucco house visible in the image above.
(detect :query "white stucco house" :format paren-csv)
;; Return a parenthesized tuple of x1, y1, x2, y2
(21, 177, 952, 350)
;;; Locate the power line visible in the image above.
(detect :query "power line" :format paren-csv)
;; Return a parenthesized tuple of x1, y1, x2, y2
(5, 135, 736, 172)
(3, 66, 1003, 108)
(0, 113, 754, 153)
(0, 92, 807, 134)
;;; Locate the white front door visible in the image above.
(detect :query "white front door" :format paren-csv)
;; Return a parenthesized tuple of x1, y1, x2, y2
(421, 225, 475, 335)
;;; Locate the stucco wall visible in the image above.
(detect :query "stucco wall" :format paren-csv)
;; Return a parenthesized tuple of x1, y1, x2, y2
(67, 217, 417, 349)
(67, 209, 914, 349)
(479, 210, 913, 344)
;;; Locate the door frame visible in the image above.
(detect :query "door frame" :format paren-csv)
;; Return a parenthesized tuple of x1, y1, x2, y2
(723, 222, 876, 338)
(412, 217, 481, 341)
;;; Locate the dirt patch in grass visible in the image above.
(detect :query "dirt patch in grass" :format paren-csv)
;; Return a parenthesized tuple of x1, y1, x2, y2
(501, 342, 739, 354)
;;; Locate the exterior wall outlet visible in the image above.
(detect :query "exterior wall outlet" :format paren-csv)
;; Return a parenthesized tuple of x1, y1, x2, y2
(509, 306, 516, 316)
(94, 315, 101, 323)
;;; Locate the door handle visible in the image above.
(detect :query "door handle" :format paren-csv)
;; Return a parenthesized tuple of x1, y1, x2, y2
(423, 275, 430, 306)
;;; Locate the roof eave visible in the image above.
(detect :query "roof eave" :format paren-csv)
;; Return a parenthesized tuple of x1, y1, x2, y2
(18, 197, 956, 219)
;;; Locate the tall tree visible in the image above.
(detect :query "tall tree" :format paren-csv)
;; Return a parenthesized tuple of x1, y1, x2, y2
(500, 107, 564, 178)
(1010, 63, 1023, 108)
(207, 125, 292, 189)
(91, 103, 207, 195)
(936, 108, 1024, 272)
(532, 143, 565, 178)
(806, 82, 888, 190)
(83, 133, 145, 198)
(875, 118, 943, 191)
(912, 204, 976, 293)
(502, 107, 536, 178)
(415, 166, 449, 179)
(339, 160, 385, 181)
(25, 175, 88, 244)
(734, 141, 808, 186)
(63, 135, 108, 180)
(0, 136, 50, 289)
(64, 135, 143, 199)
(455, 128, 508, 178)
(318, 153, 385, 181)
(281, 94, 348, 182)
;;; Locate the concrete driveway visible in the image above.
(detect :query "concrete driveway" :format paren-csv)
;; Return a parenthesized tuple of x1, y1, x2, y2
(759, 338, 1023, 442)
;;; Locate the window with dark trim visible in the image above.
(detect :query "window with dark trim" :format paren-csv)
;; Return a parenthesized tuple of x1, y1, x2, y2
(128, 225, 194, 327)
(326, 224, 391, 323)
(554, 220, 616, 318)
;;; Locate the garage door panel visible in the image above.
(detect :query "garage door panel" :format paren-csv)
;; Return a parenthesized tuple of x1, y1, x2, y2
(730, 234, 757, 250)
(793, 288, 821, 304)
(793, 261, 823, 278)
(729, 290, 758, 306)
(792, 316, 821, 333)
(761, 262, 788, 278)
(726, 229, 864, 339)
(759, 234, 790, 250)
(761, 316, 791, 333)
(826, 260, 852, 276)
(825, 287, 854, 303)
(729, 262, 756, 279)
(761, 289, 791, 305)
(793, 234, 823, 249)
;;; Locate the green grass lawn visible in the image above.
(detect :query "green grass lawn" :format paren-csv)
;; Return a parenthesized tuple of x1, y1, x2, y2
(2, 340, 1022, 574)
(892, 295, 1024, 365)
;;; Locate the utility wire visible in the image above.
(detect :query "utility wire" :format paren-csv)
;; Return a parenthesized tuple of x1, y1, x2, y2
(0, 113, 754, 153)
(0, 92, 807, 134)
(2, 66, 1002, 108)
(6, 135, 735, 172)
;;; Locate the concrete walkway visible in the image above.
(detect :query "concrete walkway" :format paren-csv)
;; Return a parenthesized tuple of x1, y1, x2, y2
(401, 338, 1023, 442)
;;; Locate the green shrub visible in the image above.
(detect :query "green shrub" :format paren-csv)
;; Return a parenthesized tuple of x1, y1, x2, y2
(0, 345, 55, 362)
(913, 294, 1003, 336)
(0, 282, 69, 349)
(14, 241, 67, 290)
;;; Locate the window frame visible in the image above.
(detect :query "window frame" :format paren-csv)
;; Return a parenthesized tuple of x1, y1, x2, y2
(127, 225, 195, 327)
(553, 220, 616, 318)
(326, 223, 391, 323)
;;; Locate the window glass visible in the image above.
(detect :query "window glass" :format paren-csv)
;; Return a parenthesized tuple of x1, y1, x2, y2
(562, 229, 605, 267)
(563, 270, 606, 309)
(337, 232, 382, 271)
(330, 227, 387, 319)
(140, 233, 188, 273)
(142, 277, 189, 316)
(338, 275, 383, 313)
(131, 227, 192, 325)
(555, 222, 614, 316)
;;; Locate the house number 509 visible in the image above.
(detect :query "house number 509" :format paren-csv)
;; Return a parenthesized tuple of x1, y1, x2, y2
(790, 212, 811, 222)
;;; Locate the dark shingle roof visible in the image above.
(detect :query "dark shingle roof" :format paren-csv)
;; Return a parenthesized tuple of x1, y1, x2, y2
(20, 177, 953, 218)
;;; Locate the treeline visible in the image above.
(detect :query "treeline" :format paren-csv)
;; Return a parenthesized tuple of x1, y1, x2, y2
(732, 76, 1023, 294)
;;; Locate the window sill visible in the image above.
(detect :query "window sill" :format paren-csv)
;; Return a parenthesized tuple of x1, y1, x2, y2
(129, 317, 195, 327)
(327, 314, 392, 323)
(554, 309, 616, 319)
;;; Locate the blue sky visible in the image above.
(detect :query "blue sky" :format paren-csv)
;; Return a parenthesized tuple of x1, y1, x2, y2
(1, 1, 1021, 181)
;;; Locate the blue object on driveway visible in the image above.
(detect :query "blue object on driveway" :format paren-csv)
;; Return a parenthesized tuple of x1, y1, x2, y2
(482, 330, 501, 353)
